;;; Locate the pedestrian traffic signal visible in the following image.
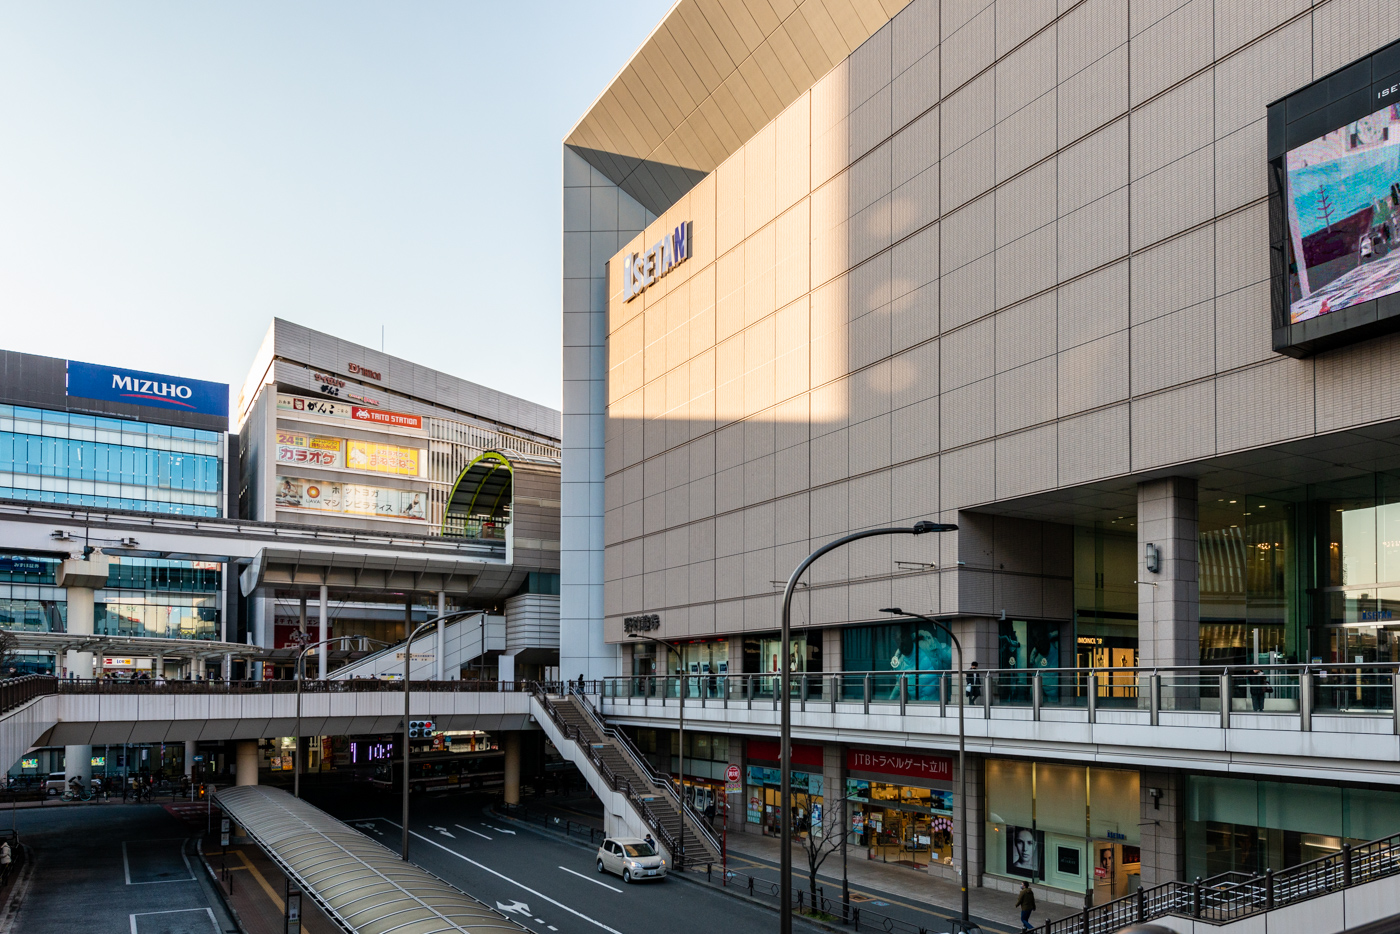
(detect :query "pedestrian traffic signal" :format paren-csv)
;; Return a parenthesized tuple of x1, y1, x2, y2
(408, 719, 436, 738)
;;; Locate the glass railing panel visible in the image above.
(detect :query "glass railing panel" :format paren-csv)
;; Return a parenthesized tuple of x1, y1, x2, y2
(1312, 668, 1395, 713)
(1160, 671, 1217, 712)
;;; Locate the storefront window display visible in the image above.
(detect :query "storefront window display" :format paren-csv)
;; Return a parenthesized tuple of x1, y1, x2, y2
(746, 739, 823, 837)
(1185, 775, 1400, 879)
(985, 760, 1140, 899)
(996, 619, 1066, 703)
(845, 749, 955, 869)
(842, 620, 950, 700)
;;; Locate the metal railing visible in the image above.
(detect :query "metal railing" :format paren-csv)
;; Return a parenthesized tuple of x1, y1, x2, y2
(599, 662, 1400, 733)
(1039, 832, 1400, 933)
(527, 686, 705, 868)
(0, 675, 55, 714)
(48, 677, 542, 694)
(566, 687, 724, 862)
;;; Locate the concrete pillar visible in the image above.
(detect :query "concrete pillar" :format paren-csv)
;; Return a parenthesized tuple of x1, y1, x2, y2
(935, 752, 985, 888)
(185, 740, 197, 777)
(155, 654, 165, 680)
(235, 740, 259, 786)
(435, 591, 446, 681)
(726, 738, 746, 834)
(318, 583, 329, 679)
(1138, 768, 1184, 886)
(822, 742, 844, 841)
(1137, 478, 1200, 668)
(502, 731, 521, 805)
(58, 553, 108, 788)
(64, 746, 93, 790)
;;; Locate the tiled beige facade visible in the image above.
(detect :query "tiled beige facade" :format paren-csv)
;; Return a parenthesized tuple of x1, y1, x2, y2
(590, 0, 1400, 647)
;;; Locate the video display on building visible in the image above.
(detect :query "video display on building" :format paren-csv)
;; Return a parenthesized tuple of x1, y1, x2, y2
(1284, 102, 1400, 323)
(1269, 37, 1400, 356)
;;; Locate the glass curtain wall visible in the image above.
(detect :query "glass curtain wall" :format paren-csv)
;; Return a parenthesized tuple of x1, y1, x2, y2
(842, 620, 951, 700)
(1073, 524, 1139, 670)
(0, 406, 223, 516)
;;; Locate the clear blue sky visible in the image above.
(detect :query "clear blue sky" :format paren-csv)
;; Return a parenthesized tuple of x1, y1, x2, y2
(0, 2, 674, 413)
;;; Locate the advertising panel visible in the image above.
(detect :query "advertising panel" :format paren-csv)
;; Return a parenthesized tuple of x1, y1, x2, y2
(278, 393, 352, 419)
(275, 431, 343, 468)
(343, 483, 427, 520)
(275, 477, 343, 512)
(67, 360, 229, 418)
(351, 406, 423, 430)
(1284, 102, 1400, 323)
(346, 440, 421, 476)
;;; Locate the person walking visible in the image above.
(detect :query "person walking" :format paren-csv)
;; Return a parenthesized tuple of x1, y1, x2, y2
(1016, 880, 1036, 931)
(965, 661, 982, 705)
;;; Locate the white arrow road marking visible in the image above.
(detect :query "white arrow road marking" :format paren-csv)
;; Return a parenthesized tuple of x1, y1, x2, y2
(559, 865, 621, 892)
(381, 821, 625, 934)
(353, 822, 384, 836)
(454, 824, 492, 840)
(496, 900, 531, 915)
(428, 825, 456, 838)
(486, 825, 516, 835)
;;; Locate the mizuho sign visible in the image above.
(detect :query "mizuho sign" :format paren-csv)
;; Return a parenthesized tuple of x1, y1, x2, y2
(622, 222, 691, 302)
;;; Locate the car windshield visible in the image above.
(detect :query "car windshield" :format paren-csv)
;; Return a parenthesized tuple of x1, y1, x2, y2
(623, 843, 656, 857)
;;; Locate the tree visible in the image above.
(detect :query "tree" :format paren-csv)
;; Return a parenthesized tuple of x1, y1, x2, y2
(797, 797, 846, 914)
(0, 630, 18, 677)
(1316, 187, 1336, 232)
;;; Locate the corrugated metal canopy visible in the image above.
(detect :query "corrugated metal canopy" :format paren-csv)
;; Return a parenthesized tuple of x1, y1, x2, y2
(215, 786, 524, 934)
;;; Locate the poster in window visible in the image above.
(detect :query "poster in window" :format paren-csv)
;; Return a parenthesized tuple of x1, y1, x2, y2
(1006, 826, 1043, 879)
(1058, 845, 1081, 876)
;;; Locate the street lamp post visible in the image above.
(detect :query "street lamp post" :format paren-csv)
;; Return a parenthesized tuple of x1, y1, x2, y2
(628, 632, 685, 869)
(879, 608, 970, 928)
(293, 636, 391, 799)
(401, 609, 478, 861)
(777, 521, 956, 934)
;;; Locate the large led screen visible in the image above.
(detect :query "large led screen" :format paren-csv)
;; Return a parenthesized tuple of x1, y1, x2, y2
(1284, 102, 1400, 323)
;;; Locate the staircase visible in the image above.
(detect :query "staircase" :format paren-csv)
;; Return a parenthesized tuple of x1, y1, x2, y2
(533, 689, 722, 869)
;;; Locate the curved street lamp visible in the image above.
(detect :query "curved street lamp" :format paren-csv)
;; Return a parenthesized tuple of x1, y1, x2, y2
(293, 635, 392, 799)
(879, 607, 970, 928)
(777, 520, 957, 934)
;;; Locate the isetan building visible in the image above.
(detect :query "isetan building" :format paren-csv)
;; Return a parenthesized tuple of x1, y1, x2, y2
(561, 0, 1400, 907)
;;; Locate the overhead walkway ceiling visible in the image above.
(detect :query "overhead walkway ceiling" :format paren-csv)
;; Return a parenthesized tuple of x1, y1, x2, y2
(216, 786, 526, 934)
(565, 0, 912, 215)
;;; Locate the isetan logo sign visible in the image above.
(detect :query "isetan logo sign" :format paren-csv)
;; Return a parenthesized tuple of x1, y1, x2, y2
(623, 222, 691, 302)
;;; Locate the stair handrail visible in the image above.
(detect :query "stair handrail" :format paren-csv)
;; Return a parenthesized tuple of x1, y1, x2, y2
(529, 685, 691, 862)
(567, 688, 724, 859)
(1038, 828, 1400, 934)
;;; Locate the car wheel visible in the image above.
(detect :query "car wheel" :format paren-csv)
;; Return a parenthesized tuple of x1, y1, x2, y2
(596, 859, 605, 874)
(622, 869, 632, 884)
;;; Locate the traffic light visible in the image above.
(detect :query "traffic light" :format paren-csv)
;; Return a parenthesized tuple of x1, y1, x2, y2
(408, 720, 436, 739)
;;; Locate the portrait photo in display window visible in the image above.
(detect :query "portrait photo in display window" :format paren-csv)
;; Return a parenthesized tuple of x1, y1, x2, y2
(1006, 826, 1043, 879)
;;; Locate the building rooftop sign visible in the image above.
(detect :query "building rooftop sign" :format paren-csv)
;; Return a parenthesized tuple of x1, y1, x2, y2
(67, 359, 228, 418)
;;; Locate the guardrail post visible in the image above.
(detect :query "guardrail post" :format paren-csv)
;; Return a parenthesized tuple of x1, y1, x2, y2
(1088, 673, 1097, 724)
(747, 676, 754, 710)
(1193, 877, 1202, 918)
(1343, 843, 1353, 888)
(1393, 673, 1399, 736)
(1301, 668, 1313, 732)
(1032, 672, 1042, 721)
(899, 674, 907, 715)
(773, 677, 779, 711)
(941, 674, 948, 718)
(863, 674, 871, 714)
(1150, 673, 1161, 726)
(1137, 886, 1146, 922)
(984, 674, 993, 718)
(723, 676, 729, 709)
(801, 674, 808, 712)
(1265, 868, 1274, 910)
(831, 674, 838, 712)
(1221, 672, 1231, 730)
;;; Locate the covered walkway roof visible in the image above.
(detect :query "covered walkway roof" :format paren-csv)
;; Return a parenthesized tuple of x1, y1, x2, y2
(215, 786, 525, 934)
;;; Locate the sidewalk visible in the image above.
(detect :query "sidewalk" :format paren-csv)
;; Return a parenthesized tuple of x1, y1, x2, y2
(722, 832, 1078, 932)
(515, 791, 1076, 932)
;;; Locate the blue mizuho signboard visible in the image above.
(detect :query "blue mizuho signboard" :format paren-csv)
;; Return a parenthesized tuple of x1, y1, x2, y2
(66, 360, 229, 418)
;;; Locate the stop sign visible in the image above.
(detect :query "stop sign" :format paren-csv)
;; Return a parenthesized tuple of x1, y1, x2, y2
(726, 764, 740, 783)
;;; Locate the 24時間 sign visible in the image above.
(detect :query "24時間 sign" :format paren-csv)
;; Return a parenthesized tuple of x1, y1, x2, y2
(847, 749, 952, 782)
(623, 222, 691, 302)
(67, 360, 229, 418)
